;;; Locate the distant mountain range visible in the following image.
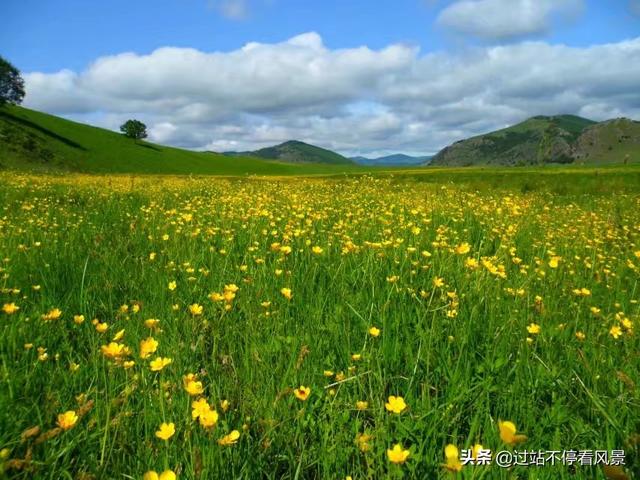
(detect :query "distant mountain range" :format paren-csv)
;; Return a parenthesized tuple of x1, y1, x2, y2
(350, 154, 432, 166)
(224, 140, 353, 165)
(431, 115, 640, 166)
(227, 113, 640, 168)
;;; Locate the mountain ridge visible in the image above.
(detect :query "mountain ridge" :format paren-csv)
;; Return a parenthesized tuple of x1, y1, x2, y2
(224, 140, 353, 165)
(430, 114, 639, 166)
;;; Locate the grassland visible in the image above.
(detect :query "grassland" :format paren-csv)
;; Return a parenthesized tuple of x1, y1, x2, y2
(0, 106, 366, 175)
(0, 167, 639, 479)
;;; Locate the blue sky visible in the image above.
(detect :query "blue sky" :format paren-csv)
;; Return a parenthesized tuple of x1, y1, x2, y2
(3, 0, 640, 155)
(3, 0, 639, 72)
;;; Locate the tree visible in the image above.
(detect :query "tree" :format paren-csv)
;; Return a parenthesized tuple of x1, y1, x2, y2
(0, 56, 25, 106)
(119, 119, 148, 141)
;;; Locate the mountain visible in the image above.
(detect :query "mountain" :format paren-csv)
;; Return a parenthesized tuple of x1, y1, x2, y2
(430, 114, 640, 167)
(224, 140, 353, 165)
(573, 118, 640, 164)
(0, 105, 361, 175)
(351, 154, 432, 166)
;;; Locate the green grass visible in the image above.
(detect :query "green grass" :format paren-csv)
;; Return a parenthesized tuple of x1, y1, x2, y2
(0, 168, 639, 479)
(0, 106, 366, 175)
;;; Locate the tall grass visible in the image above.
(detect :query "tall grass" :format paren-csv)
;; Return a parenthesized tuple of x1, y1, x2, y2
(0, 170, 639, 479)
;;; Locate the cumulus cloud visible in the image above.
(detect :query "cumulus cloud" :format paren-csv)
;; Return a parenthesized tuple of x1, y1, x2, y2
(437, 0, 584, 40)
(22, 33, 640, 156)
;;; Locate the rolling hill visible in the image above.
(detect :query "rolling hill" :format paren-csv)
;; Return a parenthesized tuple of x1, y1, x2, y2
(351, 154, 432, 166)
(431, 114, 640, 166)
(224, 140, 353, 165)
(0, 105, 362, 175)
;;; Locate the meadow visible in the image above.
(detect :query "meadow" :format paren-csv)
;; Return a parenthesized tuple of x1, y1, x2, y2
(0, 167, 639, 479)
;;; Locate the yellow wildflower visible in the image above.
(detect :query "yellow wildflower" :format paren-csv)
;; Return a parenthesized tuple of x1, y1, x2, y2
(527, 323, 541, 335)
(385, 395, 407, 414)
(199, 408, 219, 429)
(281, 288, 293, 300)
(42, 308, 62, 321)
(217, 430, 240, 446)
(140, 337, 159, 359)
(101, 342, 126, 359)
(356, 432, 373, 452)
(191, 398, 211, 420)
(610, 325, 623, 339)
(443, 444, 462, 472)
(57, 410, 78, 430)
(185, 379, 204, 396)
(150, 357, 172, 371)
(144, 471, 176, 480)
(455, 243, 470, 255)
(2, 303, 20, 314)
(188, 303, 203, 316)
(498, 420, 527, 445)
(95, 322, 108, 333)
(387, 443, 410, 464)
(294, 385, 310, 401)
(155, 422, 175, 441)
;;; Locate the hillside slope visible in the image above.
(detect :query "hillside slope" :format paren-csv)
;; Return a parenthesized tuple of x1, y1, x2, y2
(431, 115, 601, 166)
(573, 118, 640, 164)
(431, 115, 640, 167)
(0, 106, 360, 175)
(225, 140, 353, 165)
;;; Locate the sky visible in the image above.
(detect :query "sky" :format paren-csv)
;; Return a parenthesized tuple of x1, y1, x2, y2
(2, 0, 640, 157)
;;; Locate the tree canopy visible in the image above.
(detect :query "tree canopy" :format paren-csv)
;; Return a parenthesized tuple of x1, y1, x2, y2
(120, 119, 148, 141)
(0, 56, 26, 106)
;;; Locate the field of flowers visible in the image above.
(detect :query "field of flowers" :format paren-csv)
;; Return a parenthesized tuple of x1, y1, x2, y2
(0, 171, 639, 479)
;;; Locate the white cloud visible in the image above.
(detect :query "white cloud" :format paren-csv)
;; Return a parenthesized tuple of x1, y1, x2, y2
(22, 33, 640, 156)
(148, 122, 178, 144)
(437, 0, 583, 40)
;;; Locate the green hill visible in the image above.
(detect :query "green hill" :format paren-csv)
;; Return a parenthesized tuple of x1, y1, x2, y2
(225, 140, 353, 165)
(573, 118, 640, 164)
(252, 140, 353, 165)
(430, 114, 640, 167)
(0, 105, 361, 175)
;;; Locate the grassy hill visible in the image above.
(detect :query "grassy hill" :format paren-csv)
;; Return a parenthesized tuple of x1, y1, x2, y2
(573, 118, 640, 164)
(225, 140, 353, 165)
(0, 105, 363, 175)
(430, 114, 640, 167)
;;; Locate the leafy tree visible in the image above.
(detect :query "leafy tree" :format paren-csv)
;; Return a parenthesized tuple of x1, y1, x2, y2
(119, 119, 148, 141)
(0, 56, 26, 106)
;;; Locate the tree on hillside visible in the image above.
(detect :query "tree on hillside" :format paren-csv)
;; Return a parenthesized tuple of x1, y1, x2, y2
(119, 119, 148, 141)
(0, 56, 26, 106)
